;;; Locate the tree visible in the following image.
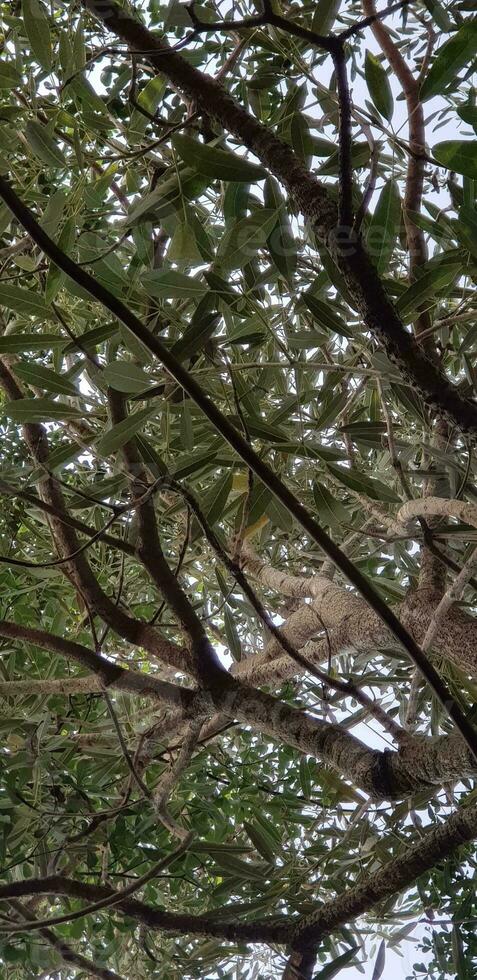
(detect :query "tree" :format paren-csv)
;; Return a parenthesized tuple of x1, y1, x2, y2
(0, 0, 476, 975)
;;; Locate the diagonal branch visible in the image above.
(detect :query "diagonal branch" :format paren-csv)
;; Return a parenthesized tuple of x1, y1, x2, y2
(0, 179, 474, 768)
(79, 0, 477, 439)
(8, 900, 126, 980)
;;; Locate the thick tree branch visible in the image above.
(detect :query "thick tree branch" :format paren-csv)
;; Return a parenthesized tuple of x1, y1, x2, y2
(0, 179, 474, 768)
(0, 876, 285, 944)
(78, 0, 477, 439)
(0, 620, 190, 708)
(292, 798, 477, 948)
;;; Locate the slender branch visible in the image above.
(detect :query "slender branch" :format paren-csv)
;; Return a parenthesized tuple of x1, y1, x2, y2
(104, 689, 152, 798)
(0, 477, 135, 558)
(8, 900, 126, 980)
(153, 717, 203, 839)
(0, 836, 193, 934)
(107, 389, 222, 682)
(0, 178, 474, 765)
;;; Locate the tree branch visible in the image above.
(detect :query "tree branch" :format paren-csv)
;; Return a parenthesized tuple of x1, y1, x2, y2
(0, 178, 474, 768)
(79, 0, 477, 439)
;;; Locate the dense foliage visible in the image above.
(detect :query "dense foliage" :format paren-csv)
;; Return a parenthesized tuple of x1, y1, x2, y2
(0, 0, 476, 977)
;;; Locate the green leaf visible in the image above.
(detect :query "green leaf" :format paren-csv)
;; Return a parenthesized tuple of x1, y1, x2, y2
(217, 209, 278, 270)
(420, 21, 477, 101)
(12, 362, 79, 397)
(0, 62, 22, 87)
(101, 362, 154, 394)
(0, 334, 65, 353)
(312, 0, 340, 34)
(299, 757, 311, 798)
(0, 284, 50, 319)
(371, 940, 386, 980)
(396, 256, 462, 319)
(452, 924, 467, 979)
(166, 221, 204, 265)
(171, 305, 221, 363)
(367, 180, 401, 273)
(125, 169, 209, 226)
(22, 0, 52, 71)
(267, 209, 297, 282)
(315, 947, 359, 979)
(4, 398, 84, 422)
(313, 483, 348, 528)
(318, 142, 370, 176)
(24, 120, 67, 169)
(141, 270, 207, 299)
(63, 323, 119, 353)
(458, 105, 477, 132)
(172, 134, 266, 182)
(204, 471, 233, 526)
(301, 294, 353, 338)
(243, 820, 276, 864)
(224, 605, 242, 662)
(95, 407, 155, 456)
(433, 140, 477, 179)
(211, 852, 267, 880)
(422, 0, 452, 30)
(327, 462, 400, 503)
(365, 51, 393, 121)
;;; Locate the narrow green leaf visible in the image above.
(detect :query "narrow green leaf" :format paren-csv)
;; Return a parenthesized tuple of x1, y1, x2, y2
(243, 820, 276, 864)
(224, 605, 242, 661)
(312, 0, 340, 34)
(318, 142, 370, 176)
(313, 483, 348, 527)
(458, 105, 477, 132)
(22, 0, 52, 71)
(171, 309, 221, 363)
(0, 334, 65, 353)
(12, 362, 79, 397)
(0, 62, 22, 87)
(314, 947, 359, 979)
(141, 270, 207, 299)
(420, 22, 477, 101)
(125, 169, 208, 226)
(172, 133, 266, 182)
(433, 140, 477, 179)
(4, 398, 84, 422)
(95, 407, 154, 456)
(365, 51, 394, 121)
(63, 323, 119, 353)
(299, 757, 312, 798)
(422, 0, 452, 31)
(217, 210, 278, 270)
(396, 257, 461, 318)
(371, 940, 386, 980)
(367, 180, 401, 273)
(204, 471, 233, 526)
(25, 121, 67, 169)
(327, 462, 400, 503)
(301, 294, 352, 338)
(211, 852, 267, 880)
(0, 284, 50, 319)
(101, 362, 153, 394)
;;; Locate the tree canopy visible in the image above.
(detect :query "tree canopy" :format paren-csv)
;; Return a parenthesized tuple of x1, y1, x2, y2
(0, 0, 477, 977)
